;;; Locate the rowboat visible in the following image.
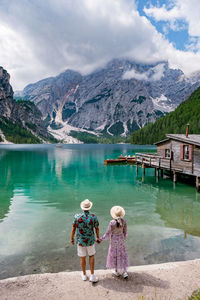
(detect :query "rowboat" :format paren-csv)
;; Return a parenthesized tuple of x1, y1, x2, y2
(104, 159, 127, 165)
(118, 155, 136, 162)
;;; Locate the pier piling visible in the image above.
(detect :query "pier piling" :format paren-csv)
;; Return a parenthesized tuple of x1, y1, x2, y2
(173, 171, 177, 183)
(142, 164, 145, 176)
(196, 176, 200, 192)
(136, 164, 138, 174)
(156, 168, 159, 178)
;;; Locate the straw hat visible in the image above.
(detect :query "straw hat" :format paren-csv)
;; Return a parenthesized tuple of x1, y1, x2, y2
(110, 206, 125, 219)
(80, 199, 93, 211)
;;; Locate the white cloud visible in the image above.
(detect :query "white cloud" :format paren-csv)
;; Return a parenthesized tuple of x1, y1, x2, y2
(151, 63, 166, 81)
(144, 0, 200, 36)
(123, 69, 149, 81)
(0, 0, 200, 89)
(123, 63, 165, 81)
(144, 4, 181, 22)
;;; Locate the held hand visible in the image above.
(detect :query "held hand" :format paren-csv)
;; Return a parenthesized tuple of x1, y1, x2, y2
(70, 238, 75, 245)
(96, 238, 101, 244)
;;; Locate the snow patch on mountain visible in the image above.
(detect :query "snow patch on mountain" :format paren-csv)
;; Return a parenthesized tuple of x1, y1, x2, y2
(151, 94, 175, 113)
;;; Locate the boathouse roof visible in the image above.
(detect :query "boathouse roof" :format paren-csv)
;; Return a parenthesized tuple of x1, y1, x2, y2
(155, 134, 200, 147)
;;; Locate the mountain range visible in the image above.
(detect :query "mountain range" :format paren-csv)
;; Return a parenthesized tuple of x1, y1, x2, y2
(130, 86, 200, 145)
(16, 59, 200, 142)
(0, 67, 56, 144)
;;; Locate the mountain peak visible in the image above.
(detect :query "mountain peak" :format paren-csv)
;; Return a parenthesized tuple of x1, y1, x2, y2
(18, 59, 200, 138)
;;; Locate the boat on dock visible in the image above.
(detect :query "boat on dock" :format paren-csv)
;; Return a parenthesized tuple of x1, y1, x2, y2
(104, 158, 127, 165)
(118, 155, 136, 163)
(104, 156, 136, 164)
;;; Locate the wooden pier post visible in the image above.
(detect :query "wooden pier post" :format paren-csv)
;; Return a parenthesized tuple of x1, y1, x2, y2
(155, 168, 159, 178)
(173, 171, 177, 183)
(142, 163, 145, 176)
(160, 169, 164, 178)
(136, 164, 138, 175)
(196, 176, 200, 192)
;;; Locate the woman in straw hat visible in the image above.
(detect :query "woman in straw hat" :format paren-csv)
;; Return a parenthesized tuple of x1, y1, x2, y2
(99, 206, 129, 279)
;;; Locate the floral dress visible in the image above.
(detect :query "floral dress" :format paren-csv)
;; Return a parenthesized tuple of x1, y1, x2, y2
(100, 218, 129, 271)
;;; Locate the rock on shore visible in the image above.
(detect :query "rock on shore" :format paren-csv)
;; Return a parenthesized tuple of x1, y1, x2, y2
(1, 259, 200, 300)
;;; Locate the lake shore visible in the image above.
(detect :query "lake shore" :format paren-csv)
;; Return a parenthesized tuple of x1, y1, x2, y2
(1, 259, 200, 300)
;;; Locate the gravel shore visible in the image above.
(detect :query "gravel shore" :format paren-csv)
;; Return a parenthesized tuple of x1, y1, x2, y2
(1, 259, 200, 300)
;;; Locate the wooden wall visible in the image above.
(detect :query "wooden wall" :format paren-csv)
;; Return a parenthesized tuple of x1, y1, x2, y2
(193, 146, 200, 176)
(157, 141, 171, 157)
(157, 139, 200, 176)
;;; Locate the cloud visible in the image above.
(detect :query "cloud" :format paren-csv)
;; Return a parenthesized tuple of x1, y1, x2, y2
(151, 63, 166, 81)
(123, 69, 149, 81)
(144, 0, 200, 36)
(0, 0, 200, 89)
(123, 63, 165, 81)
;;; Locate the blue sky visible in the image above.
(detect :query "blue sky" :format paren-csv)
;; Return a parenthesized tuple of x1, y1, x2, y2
(0, 0, 200, 89)
(137, 0, 189, 51)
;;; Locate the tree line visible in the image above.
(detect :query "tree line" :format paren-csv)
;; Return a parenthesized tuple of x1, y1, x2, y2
(130, 86, 200, 145)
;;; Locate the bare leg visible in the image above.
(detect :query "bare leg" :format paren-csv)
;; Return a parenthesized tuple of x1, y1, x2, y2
(80, 256, 86, 275)
(89, 255, 95, 274)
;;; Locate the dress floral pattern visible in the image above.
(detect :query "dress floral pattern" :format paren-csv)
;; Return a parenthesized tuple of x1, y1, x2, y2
(100, 218, 129, 271)
(72, 211, 99, 247)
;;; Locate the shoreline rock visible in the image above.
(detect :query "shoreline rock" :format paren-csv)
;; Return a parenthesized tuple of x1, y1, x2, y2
(1, 259, 200, 300)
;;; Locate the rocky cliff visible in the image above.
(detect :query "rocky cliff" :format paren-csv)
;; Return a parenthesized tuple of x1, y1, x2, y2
(20, 59, 200, 137)
(0, 67, 56, 143)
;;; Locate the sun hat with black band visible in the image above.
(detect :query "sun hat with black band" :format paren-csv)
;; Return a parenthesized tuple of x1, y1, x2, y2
(80, 199, 93, 211)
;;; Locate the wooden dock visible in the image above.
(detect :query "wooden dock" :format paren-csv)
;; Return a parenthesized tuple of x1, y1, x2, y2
(105, 129, 200, 192)
(135, 152, 200, 191)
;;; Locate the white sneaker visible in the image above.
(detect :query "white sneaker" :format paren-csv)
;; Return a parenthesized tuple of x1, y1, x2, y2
(123, 272, 128, 279)
(112, 271, 120, 277)
(89, 274, 99, 283)
(81, 272, 87, 281)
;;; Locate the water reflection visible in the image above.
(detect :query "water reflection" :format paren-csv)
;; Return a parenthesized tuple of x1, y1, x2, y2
(135, 171, 200, 238)
(156, 188, 200, 238)
(48, 147, 73, 179)
(134, 176, 200, 264)
(0, 151, 14, 221)
(1, 145, 200, 279)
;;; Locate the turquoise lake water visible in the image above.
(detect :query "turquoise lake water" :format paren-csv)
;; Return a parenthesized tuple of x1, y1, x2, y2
(1, 144, 200, 279)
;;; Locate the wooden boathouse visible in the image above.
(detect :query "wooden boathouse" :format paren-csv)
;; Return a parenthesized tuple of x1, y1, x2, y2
(135, 125, 200, 191)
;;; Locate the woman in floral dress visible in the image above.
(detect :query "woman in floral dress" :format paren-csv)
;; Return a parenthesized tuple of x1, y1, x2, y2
(99, 206, 129, 279)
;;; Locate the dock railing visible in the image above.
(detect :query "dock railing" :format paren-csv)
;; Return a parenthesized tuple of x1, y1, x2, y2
(135, 153, 171, 170)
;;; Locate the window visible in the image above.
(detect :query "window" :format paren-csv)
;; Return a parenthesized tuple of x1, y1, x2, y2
(165, 149, 171, 158)
(183, 145, 189, 160)
(180, 144, 192, 161)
